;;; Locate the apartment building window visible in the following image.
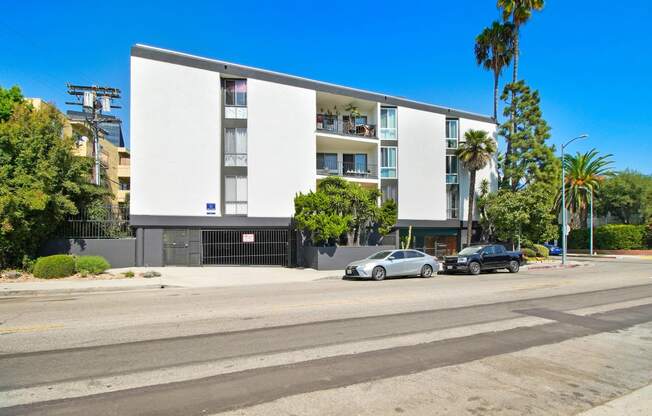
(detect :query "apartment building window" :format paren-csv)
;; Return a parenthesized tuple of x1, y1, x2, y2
(446, 185, 459, 219)
(381, 147, 397, 178)
(380, 107, 397, 140)
(381, 182, 398, 203)
(224, 79, 247, 119)
(316, 153, 338, 173)
(119, 178, 130, 191)
(446, 119, 459, 148)
(225, 176, 248, 215)
(224, 128, 247, 166)
(446, 155, 458, 184)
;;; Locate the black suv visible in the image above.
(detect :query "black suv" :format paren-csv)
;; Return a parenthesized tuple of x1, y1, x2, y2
(443, 244, 523, 275)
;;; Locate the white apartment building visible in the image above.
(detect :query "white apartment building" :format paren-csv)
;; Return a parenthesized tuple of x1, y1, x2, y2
(130, 44, 498, 267)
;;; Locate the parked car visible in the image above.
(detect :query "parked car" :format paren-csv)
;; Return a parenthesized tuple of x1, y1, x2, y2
(442, 244, 523, 275)
(543, 242, 562, 256)
(344, 249, 439, 281)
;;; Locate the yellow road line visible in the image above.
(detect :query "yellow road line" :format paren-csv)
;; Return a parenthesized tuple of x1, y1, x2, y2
(0, 324, 64, 334)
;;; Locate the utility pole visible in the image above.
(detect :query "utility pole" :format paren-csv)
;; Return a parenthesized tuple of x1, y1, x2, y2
(66, 84, 121, 186)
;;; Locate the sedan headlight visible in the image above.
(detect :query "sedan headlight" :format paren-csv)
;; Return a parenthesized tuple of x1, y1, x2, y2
(457, 257, 468, 263)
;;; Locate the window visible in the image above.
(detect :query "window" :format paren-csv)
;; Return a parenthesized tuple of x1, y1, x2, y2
(483, 246, 496, 255)
(381, 147, 397, 178)
(316, 153, 338, 173)
(119, 178, 130, 191)
(342, 153, 368, 175)
(446, 155, 458, 184)
(381, 181, 398, 203)
(446, 119, 459, 148)
(224, 79, 247, 106)
(447, 185, 458, 219)
(406, 250, 425, 258)
(224, 128, 247, 166)
(380, 107, 397, 139)
(391, 251, 405, 259)
(225, 176, 247, 215)
(224, 79, 247, 119)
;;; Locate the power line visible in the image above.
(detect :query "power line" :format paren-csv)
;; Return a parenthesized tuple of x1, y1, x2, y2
(66, 84, 122, 186)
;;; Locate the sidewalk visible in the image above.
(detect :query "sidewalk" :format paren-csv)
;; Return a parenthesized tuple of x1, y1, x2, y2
(521, 259, 588, 270)
(576, 383, 652, 415)
(0, 267, 341, 296)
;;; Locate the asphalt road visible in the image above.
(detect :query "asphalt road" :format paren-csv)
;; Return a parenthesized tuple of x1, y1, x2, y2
(1, 257, 651, 415)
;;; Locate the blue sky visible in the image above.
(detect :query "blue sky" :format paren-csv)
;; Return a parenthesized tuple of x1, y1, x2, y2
(1, 0, 650, 173)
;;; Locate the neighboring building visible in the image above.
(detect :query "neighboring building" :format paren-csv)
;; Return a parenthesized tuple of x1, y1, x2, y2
(130, 44, 498, 267)
(66, 111, 131, 204)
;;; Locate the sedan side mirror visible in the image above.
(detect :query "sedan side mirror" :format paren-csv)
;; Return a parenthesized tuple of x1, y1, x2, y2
(388, 256, 395, 261)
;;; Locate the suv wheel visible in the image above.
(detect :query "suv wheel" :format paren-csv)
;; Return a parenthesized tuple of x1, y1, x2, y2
(508, 260, 520, 273)
(469, 262, 481, 275)
(372, 266, 386, 281)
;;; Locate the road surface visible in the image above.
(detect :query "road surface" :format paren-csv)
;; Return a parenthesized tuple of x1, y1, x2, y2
(1, 257, 651, 415)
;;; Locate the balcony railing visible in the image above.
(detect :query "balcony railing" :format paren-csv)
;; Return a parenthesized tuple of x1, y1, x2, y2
(316, 114, 376, 138)
(316, 161, 378, 179)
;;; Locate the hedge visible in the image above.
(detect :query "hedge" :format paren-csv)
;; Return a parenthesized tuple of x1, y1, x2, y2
(568, 224, 648, 250)
(33, 255, 76, 279)
(521, 248, 536, 258)
(75, 256, 111, 275)
(532, 244, 549, 258)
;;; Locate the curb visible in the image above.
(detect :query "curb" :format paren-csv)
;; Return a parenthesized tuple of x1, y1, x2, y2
(522, 262, 589, 271)
(0, 284, 176, 297)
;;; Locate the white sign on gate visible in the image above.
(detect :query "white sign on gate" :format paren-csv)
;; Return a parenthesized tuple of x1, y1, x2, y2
(242, 233, 255, 243)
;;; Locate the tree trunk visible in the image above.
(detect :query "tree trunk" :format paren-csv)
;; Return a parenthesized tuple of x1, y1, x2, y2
(493, 71, 499, 121)
(466, 170, 477, 247)
(506, 25, 520, 190)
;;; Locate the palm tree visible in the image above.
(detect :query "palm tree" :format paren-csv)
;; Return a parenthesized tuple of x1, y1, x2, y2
(457, 130, 497, 246)
(560, 149, 613, 228)
(497, 0, 545, 83)
(475, 21, 514, 120)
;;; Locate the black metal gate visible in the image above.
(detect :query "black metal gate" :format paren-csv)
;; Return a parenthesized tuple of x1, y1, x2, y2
(163, 229, 201, 266)
(201, 229, 289, 266)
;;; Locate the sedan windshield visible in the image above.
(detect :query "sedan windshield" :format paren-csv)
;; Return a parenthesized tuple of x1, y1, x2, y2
(458, 246, 484, 256)
(368, 251, 392, 260)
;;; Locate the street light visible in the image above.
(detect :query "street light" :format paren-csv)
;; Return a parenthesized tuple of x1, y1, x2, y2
(561, 134, 589, 265)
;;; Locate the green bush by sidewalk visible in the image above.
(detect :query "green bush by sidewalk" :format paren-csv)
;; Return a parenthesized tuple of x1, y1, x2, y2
(532, 244, 549, 258)
(568, 224, 648, 250)
(75, 256, 111, 275)
(33, 255, 76, 279)
(521, 248, 536, 258)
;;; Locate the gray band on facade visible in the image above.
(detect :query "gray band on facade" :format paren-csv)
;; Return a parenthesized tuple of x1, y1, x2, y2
(131, 215, 292, 227)
(131, 44, 496, 124)
(396, 219, 462, 228)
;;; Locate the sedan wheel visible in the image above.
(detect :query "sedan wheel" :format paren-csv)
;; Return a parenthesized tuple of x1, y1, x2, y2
(372, 266, 386, 281)
(421, 264, 433, 278)
(469, 262, 481, 275)
(508, 260, 520, 273)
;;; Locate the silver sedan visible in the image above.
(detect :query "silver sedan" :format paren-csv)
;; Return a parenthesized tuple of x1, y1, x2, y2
(344, 249, 439, 281)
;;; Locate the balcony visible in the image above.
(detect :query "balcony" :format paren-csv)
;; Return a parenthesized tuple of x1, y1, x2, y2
(316, 114, 376, 139)
(316, 161, 378, 180)
(117, 164, 130, 178)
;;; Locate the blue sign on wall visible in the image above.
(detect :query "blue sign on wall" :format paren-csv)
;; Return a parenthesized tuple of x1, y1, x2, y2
(206, 203, 216, 215)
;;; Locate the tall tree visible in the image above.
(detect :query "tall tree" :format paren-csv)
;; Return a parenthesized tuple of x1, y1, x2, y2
(456, 129, 497, 246)
(499, 81, 559, 191)
(474, 21, 514, 120)
(560, 149, 613, 228)
(0, 85, 25, 122)
(0, 100, 105, 267)
(497, 0, 545, 84)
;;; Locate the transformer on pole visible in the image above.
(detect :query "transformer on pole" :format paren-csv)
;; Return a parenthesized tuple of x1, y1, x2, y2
(66, 84, 122, 186)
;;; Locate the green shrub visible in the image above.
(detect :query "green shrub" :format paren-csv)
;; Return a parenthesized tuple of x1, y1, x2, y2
(533, 244, 549, 258)
(568, 229, 589, 249)
(33, 255, 76, 279)
(521, 248, 536, 258)
(594, 224, 646, 250)
(75, 256, 110, 275)
(21, 255, 36, 273)
(122, 270, 135, 278)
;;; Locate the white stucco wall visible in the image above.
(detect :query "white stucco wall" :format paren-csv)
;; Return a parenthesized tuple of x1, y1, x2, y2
(130, 57, 221, 217)
(396, 107, 447, 220)
(458, 118, 499, 220)
(247, 79, 315, 218)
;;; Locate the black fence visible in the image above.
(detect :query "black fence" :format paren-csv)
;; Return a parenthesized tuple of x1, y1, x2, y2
(57, 205, 134, 239)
